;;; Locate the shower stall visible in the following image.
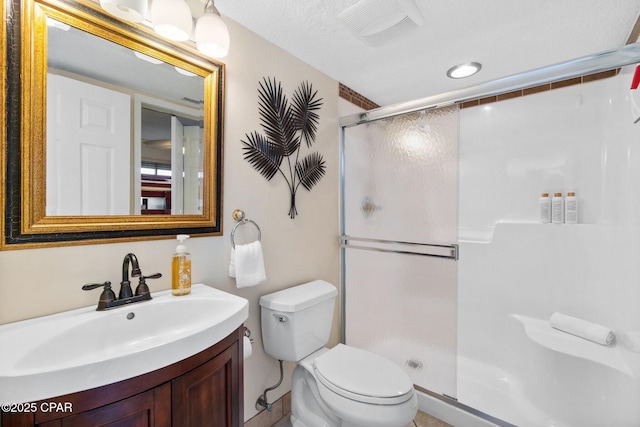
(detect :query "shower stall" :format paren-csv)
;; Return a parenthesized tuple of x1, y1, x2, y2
(340, 45, 640, 427)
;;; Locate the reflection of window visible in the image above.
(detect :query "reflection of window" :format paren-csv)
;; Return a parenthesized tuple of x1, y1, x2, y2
(141, 162, 171, 178)
(141, 161, 171, 214)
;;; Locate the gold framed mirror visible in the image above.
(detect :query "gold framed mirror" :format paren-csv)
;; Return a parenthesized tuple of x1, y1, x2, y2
(2, 0, 224, 248)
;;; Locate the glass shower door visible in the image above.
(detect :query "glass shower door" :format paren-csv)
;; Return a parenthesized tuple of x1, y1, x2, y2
(341, 106, 459, 397)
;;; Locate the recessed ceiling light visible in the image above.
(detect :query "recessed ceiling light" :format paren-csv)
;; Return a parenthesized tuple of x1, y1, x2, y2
(447, 62, 482, 79)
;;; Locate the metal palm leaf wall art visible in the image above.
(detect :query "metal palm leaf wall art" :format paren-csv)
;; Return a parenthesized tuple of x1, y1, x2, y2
(242, 77, 325, 218)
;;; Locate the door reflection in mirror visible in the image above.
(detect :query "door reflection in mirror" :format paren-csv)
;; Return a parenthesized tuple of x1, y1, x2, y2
(45, 17, 205, 216)
(140, 108, 204, 215)
(46, 73, 132, 215)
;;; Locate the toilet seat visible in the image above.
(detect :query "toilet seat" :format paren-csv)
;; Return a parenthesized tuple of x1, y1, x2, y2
(313, 344, 414, 405)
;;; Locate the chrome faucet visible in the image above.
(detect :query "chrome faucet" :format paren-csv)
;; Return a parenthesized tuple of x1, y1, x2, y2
(82, 253, 162, 311)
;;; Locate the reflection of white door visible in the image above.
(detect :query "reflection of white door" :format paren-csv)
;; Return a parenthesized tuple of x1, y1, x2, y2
(171, 118, 202, 215)
(183, 125, 202, 214)
(46, 73, 131, 215)
(171, 116, 184, 215)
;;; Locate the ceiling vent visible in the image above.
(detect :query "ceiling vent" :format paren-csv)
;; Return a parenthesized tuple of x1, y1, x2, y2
(338, 0, 425, 46)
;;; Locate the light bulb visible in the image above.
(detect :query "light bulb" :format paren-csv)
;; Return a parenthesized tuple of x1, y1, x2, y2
(151, 0, 193, 42)
(100, 0, 147, 22)
(195, 9, 229, 58)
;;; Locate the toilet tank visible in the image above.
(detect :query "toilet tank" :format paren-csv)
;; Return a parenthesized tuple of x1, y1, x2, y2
(259, 280, 338, 361)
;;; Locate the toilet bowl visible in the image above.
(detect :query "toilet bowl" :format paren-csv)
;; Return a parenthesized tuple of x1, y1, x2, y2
(259, 280, 418, 427)
(292, 345, 418, 427)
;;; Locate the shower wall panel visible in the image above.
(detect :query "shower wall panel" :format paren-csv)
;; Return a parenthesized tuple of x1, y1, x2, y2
(457, 64, 640, 427)
(343, 107, 459, 397)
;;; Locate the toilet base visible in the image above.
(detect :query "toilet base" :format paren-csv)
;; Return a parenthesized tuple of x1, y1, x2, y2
(291, 414, 372, 427)
(291, 364, 341, 427)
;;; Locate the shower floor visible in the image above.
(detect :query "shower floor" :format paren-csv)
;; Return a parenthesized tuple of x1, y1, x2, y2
(457, 357, 568, 427)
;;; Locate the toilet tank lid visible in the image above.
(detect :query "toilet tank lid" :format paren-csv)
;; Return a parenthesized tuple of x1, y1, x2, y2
(259, 280, 337, 312)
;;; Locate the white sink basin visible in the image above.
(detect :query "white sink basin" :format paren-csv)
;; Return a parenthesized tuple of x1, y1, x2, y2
(0, 284, 248, 403)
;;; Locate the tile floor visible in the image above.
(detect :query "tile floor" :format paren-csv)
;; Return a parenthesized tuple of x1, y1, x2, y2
(408, 410, 453, 427)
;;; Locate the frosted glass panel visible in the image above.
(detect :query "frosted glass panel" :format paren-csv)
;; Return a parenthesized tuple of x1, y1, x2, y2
(342, 106, 459, 396)
(344, 107, 459, 244)
(345, 249, 458, 396)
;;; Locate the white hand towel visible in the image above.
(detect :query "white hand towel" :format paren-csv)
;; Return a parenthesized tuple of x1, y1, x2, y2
(232, 241, 266, 288)
(549, 312, 615, 346)
(229, 248, 236, 278)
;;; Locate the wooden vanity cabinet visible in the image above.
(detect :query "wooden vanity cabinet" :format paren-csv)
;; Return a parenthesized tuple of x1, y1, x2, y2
(38, 386, 171, 427)
(1, 327, 244, 427)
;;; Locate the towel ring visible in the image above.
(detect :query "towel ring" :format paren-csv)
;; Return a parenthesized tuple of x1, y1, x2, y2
(231, 219, 262, 249)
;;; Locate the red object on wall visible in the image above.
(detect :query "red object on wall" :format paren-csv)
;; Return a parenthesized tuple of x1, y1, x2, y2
(631, 65, 640, 89)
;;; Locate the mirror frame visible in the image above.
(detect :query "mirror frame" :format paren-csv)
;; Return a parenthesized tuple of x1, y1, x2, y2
(2, 0, 224, 249)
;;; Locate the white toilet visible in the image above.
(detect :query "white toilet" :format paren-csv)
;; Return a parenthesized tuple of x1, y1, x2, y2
(259, 280, 418, 427)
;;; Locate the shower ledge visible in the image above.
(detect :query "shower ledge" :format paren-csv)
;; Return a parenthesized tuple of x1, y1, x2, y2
(459, 222, 562, 244)
(458, 222, 619, 244)
(511, 314, 634, 377)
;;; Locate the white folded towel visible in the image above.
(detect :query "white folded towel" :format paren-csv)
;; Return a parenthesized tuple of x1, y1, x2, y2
(549, 312, 615, 346)
(229, 248, 236, 278)
(229, 241, 266, 288)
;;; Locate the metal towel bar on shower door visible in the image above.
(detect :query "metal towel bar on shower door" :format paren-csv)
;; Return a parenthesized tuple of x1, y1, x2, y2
(339, 235, 458, 260)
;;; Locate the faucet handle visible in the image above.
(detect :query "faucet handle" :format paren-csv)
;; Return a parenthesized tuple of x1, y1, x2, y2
(82, 281, 116, 307)
(135, 273, 162, 296)
(82, 281, 111, 291)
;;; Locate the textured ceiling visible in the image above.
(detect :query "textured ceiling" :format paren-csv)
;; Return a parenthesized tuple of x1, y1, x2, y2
(214, 0, 640, 107)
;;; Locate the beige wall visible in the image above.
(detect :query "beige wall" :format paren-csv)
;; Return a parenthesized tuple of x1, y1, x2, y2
(0, 18, 340, 421)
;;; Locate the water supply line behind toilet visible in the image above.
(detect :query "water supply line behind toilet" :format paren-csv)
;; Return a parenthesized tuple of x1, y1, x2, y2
(255, 359, 284, 411)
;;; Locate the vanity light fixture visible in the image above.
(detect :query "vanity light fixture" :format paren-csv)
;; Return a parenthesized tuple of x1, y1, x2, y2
(174, 66, 198, 77)
(99, 0, 231, 53)
(150, 0, 193, 41)
(195, 0, 230, 58)
(100, 0, 147, 23)
(134, 51, 164, 64)
(447, 62, 482, 79)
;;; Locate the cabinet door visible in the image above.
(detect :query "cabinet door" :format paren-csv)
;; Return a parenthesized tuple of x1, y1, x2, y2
(52, 385, 170, 427)
(172, 344, 239, 427)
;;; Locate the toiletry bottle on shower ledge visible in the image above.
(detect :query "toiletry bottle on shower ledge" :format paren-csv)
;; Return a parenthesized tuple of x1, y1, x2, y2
(552, 193, 564, 224)
(539, 193, 551, 223)
(565, 191, 578, 224)
(172, 234, 191, 296)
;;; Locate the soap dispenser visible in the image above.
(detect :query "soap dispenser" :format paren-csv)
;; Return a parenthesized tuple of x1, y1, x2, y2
(172, 234, 192, 296)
